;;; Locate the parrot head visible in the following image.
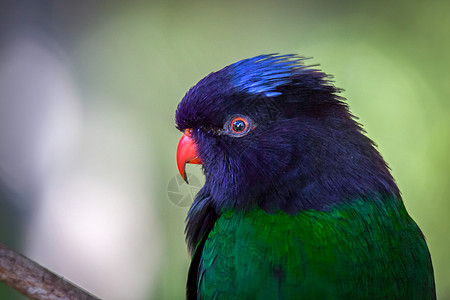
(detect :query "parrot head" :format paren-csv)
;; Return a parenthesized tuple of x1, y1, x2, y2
(175, 54, 399, 214)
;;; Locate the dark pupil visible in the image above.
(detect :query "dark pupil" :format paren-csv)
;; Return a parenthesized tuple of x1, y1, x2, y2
(232, 119, 245, 132)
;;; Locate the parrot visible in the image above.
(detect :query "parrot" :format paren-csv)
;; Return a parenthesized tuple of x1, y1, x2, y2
(175, 54, 435, 299)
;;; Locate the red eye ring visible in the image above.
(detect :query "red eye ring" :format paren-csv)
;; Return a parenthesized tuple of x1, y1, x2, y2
(230, 117, 248, 133)
(224, 114, 254, 137)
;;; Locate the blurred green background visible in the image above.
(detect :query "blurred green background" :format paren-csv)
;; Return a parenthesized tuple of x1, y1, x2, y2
(0, 0, 449, 299)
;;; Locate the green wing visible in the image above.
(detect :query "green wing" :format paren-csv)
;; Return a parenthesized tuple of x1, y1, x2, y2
(197, 196, 435, 299)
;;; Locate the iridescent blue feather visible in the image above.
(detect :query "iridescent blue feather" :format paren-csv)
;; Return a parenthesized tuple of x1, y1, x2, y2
(229, 54, 309, 97)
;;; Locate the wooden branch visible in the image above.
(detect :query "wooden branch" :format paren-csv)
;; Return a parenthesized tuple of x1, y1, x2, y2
(0, 242, 100, 300)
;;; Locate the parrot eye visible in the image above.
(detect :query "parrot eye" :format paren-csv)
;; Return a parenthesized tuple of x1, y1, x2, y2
(232, 118, 246, 133)
(224, 115, 253, 137)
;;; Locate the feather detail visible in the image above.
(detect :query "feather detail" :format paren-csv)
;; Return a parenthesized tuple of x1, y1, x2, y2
(197, 195, 435, 299)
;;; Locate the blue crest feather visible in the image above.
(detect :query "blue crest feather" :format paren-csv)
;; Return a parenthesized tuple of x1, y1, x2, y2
(229, 54, 309, 97)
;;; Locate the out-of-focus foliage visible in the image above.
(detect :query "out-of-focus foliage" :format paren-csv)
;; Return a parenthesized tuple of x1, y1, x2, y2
(0, 0, 448, 299)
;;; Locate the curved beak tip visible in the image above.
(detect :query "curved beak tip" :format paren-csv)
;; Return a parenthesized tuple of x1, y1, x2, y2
(176, 131, 202, 184)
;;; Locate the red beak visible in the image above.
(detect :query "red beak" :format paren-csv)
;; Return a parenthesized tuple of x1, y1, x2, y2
(176, 129, 202, 183)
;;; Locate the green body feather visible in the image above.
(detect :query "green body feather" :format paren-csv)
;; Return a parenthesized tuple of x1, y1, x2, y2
(197, 196, 434, 299)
